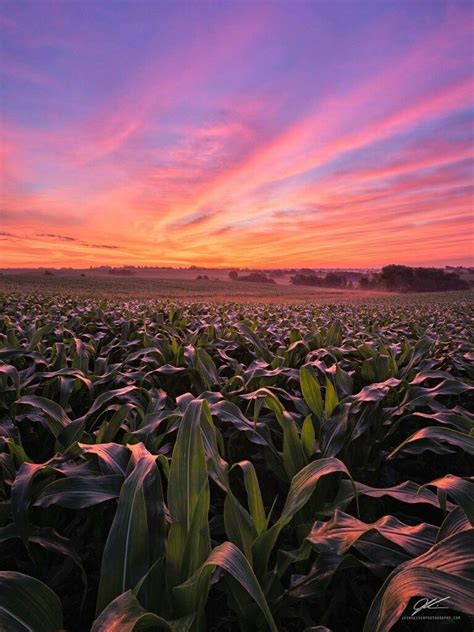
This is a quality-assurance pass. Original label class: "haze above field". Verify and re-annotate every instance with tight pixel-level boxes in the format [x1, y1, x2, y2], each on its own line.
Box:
[1, 0, 473, 269]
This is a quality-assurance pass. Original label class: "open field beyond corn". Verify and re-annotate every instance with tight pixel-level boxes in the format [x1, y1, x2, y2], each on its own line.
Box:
[0, 288, 473, 631]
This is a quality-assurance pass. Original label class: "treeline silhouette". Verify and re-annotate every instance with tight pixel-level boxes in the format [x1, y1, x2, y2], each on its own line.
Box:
[108, 268, 135, 276]
[236, 272, 276, 284]
[376, 265, 470, 292]
[291, 272, 352, 288]
[292, 265, 469, 292]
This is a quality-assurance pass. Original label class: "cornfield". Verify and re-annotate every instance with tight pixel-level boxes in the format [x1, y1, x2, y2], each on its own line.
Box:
[0, 292, 472, 631]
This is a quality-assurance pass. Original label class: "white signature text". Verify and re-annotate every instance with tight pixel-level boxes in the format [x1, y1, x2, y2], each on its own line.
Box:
[411, 596, 450, 616]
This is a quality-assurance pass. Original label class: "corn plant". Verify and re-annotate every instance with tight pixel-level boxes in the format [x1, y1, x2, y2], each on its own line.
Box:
[0, 291, 472, 631]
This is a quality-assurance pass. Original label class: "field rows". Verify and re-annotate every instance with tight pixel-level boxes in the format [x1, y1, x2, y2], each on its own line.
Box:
[0, 293, 473, 631]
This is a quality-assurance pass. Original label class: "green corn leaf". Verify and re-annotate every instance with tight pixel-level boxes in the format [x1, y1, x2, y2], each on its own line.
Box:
[325, 319, 342, 346]
[211, 400, 268, 445]
[364, 530, 474, 632]
[167, 403, 207, 531]
[0, 524, 88, 613]
[235, 323, 273, 363]
[174, 542, 278, 632]
[232, 461, 267, 536]
[5, 439, 31, 466]
[308, 510, 438, 558]
[224, 489, 257, 561]
[437, 507, 471, 543]
[0, 571, 63, 632]
[35, 474, 123, 509]
[300, 366, 323, 420]
[166, 400, 210, 589]
[96, 444, 164, 615]
[5, 327, 20, 348]
[14, 396, 70, 438]
[198, 399, 229, 492]
[11, 461, 62, 546]
[194, 348, 219, 389]
[252, 457, 355, 578]
[301, 415, 316, 460]
[180, 481, 212, 581]
[0, 364, 20, 398]
[75, 442, 129, 476]
[85, 386, 145, 421]
[264, 393, 285, 427]
[29, 322, 55, 349]
[388, 427, 474, 459]
[422, 475, 474, 525]
[91, 590, 194, 632]
[282, 411, 308, 480]
[324, 379, 339, 418]
[97, 403, 135, 443]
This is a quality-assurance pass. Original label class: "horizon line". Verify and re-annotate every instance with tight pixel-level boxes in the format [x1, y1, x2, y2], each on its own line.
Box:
[1, 263, 473, 272]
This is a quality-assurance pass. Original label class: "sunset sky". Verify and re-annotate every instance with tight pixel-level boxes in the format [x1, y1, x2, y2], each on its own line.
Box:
[1, 0, 473, 268]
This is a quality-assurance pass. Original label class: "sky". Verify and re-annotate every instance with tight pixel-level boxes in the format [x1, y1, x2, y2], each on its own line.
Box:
[1, 0, 473, 269]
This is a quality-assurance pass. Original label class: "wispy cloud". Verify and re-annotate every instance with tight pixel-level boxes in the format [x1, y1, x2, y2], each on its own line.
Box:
[168, 210, 217, 229]
[37, 233, 77, 241]
[85, 243, 119, 249]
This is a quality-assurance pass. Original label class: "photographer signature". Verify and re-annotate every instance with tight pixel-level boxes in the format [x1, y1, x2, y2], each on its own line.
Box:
[411, 596, 450, 616]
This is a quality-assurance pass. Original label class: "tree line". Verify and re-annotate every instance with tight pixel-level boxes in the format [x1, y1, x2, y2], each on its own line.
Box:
[291, 265, 470, 292]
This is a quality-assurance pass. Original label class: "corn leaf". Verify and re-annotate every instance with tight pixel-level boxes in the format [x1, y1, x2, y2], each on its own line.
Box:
[96, 445, 163, 614]
[0, 571, 63, 632]
[232, 461, 267, 535]
[174, 542, 278, 632]
[364, 530, 474, 632]
[166, 400, 210, 589]
[300, 366, 323, 420]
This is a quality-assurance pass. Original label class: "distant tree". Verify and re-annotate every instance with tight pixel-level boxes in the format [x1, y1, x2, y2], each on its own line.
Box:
[291, 272, 348, 288]
[238, 272, 276, 284]
[323, 272, 347, 288]
[80, 273, 85, 277]
[229, 270, 238, 280]
[379, 265, 469, 292]
[379, 265, 413, 291]
[44, 270, 55, 276]
[291, 274, 323, 286]
[108, 268, 135, 276]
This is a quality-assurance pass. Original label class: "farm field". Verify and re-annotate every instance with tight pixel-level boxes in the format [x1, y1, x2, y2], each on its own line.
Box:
[0, 289, 473, 631]
[0, 272, 389, 303]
